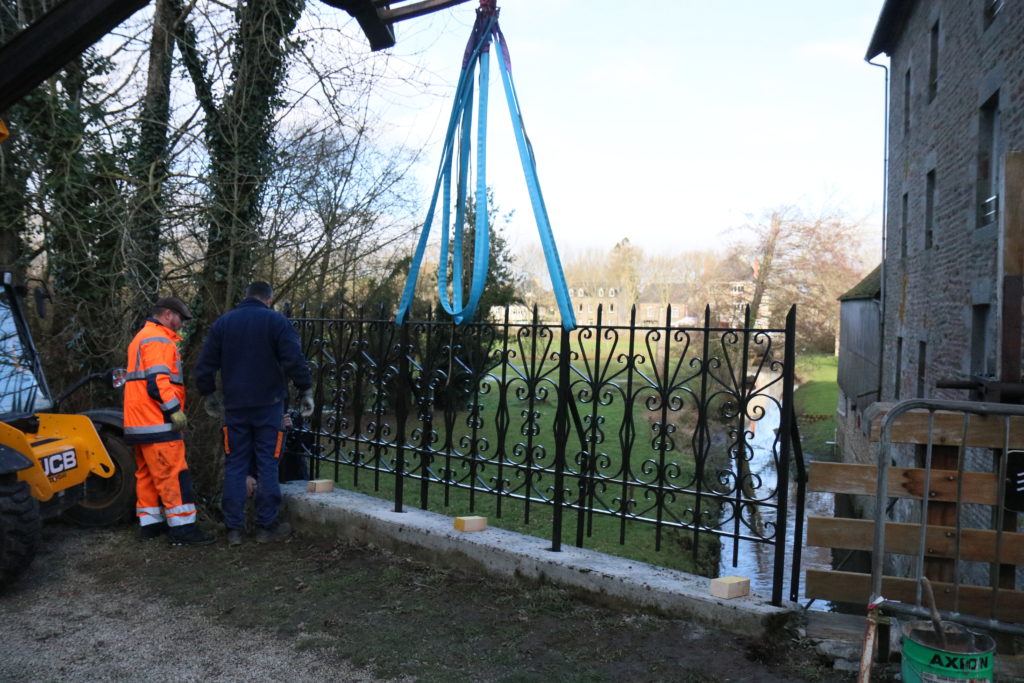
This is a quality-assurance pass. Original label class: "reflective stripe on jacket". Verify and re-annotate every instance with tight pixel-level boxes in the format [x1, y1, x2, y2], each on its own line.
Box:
[124, 319, 185, 444]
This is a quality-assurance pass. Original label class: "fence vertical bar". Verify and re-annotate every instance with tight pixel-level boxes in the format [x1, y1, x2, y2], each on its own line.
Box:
[394, 321, 410, 513]
[789, 413, 807, 603]
[576, 305, 600, 547]
[617, 304, 638, 545]
[693, 305, 712, 565]
[771, 305, 796, 606]
[551, 326, 571, 552]
[493, 306, 514, 518]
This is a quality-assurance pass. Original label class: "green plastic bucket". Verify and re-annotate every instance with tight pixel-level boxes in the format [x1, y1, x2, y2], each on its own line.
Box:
[901, 620, 996, 682]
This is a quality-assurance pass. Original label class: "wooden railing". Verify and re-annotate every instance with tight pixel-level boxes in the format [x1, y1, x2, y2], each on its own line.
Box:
[805, 400, 1024, 624]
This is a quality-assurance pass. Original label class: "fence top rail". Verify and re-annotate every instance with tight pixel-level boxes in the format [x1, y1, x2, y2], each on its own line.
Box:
[865, 399, 1024, 447]
[289, 314, 790, 335]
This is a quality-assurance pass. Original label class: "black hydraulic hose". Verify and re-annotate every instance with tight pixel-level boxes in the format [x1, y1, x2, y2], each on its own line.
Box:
[52, 369, 112, 411]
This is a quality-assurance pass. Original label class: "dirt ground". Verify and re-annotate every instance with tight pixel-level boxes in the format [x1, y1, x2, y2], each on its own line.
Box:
[0, 520, 851, 682]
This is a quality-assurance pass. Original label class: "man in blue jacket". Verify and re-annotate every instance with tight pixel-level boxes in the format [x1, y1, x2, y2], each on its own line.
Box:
[195, 281, 314, 546]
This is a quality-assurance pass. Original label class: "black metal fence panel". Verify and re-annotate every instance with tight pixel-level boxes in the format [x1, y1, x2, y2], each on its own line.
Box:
[288, 304, 801, 605]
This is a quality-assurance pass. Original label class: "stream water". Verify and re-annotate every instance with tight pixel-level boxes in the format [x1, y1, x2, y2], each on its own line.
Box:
[717, 399, 836, 610]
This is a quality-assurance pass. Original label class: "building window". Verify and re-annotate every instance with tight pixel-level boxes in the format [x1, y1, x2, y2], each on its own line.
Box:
[971, 304, 993, 376]
[609, 288, 617, 297]
[895, 336, 903, 400]
[578, 303, 583, 312]
[903, 68, 911, 138]
[901, 192, 909, 258]
[917, 341, 927, 397]
[598, 288, 605, 297]
[984, 0, 1004, 29]
[925, 170, 935, 249]
[978, 92, 1001, 228]
[609, 303, 615, 313]
[927, 21, 939, 103]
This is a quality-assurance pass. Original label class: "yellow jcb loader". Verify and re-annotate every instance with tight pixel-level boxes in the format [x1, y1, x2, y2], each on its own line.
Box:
[0, 272, 134, 589]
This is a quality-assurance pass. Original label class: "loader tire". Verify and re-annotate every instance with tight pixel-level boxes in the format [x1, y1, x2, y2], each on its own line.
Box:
[0, 473, 41, 590]
[63, 429, 135, 527]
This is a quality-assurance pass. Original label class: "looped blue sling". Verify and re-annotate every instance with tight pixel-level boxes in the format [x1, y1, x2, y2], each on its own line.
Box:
[395, 1, 576, 330]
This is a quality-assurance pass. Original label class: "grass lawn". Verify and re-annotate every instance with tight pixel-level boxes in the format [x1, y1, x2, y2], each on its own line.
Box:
[302, 344, 828, 578]
[794, 353, 838, 461]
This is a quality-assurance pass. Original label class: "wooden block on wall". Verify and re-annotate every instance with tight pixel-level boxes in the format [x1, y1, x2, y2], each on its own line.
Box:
[710, 575, 750, 599]
[307, 479, 334, 493]
[454, 516, 487, 532]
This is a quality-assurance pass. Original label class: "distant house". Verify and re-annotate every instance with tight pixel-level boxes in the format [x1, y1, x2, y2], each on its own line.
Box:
[705, 254, 770, 328]
[566, 285, 629, 327]
[636, 284, 689, 327]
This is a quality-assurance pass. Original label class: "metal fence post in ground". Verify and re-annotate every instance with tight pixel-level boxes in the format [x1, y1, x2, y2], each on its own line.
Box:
[551, 326, 571, 552]
[394, 321, 410, 513]
[771, 304, 797, 607]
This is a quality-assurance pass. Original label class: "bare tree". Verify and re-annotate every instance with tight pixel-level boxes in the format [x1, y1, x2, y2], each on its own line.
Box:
[171, 0, 306, 323]
[256, 124, 420, 309]
[737, 206, 865, 349]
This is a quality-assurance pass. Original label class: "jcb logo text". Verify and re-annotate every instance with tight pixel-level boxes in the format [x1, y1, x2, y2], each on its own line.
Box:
[43, 449, 77, 477]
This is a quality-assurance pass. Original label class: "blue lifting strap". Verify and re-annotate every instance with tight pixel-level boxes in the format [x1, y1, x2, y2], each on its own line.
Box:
[395, 3, 576, 330]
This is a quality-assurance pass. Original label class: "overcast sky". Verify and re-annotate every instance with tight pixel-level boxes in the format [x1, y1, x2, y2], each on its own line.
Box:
[350, 0, 889, 264]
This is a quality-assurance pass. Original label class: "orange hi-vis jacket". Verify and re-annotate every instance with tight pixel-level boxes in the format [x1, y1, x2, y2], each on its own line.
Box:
[124, 319, 185, 444]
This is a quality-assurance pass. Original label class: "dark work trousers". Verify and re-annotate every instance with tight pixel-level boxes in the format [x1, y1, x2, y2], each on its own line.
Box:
[222, 402, 284, 530]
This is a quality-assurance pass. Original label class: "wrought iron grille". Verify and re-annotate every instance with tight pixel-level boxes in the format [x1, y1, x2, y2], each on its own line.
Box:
[288, 303, 802, 605]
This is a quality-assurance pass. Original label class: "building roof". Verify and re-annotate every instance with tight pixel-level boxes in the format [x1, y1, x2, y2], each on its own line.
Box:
[715, 254, 755, 282]
[838, 264, 882, 302]
[865, 0, 916, 60]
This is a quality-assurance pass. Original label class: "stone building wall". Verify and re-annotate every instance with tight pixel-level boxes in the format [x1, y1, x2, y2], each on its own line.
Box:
[881, 0, 1024, 405]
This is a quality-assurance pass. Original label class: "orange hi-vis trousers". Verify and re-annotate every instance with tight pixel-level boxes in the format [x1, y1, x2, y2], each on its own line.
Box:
[134, 440, 197, 527]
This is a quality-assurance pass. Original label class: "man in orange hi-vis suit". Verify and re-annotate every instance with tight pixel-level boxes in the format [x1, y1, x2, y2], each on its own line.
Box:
[124, 296, 213, 546]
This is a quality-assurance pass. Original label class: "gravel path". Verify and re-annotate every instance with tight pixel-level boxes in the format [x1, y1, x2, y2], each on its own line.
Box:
[0, 523, 387, 682]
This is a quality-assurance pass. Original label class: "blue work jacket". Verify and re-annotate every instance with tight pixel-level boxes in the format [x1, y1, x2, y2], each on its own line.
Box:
[195, 298, 312, 410]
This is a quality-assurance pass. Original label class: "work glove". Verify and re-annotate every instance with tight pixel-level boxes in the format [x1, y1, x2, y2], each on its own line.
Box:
[204, 393, 225, 419]
[299, 388, 315, 418]
[170, 410, 187, 431]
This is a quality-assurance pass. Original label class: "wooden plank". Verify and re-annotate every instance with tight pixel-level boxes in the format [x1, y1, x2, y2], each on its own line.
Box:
[805, 570, 1024, 622]
[806, 516, 1024, 564]
[868, 405, 1024, 447]
[808, 461, 999, 504]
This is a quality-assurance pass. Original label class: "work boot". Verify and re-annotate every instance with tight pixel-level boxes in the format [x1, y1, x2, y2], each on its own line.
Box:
[226, 528, 244, 547]
[255, 520, 291, 544]
[138, 522, 168, 541]
[167, 523, 216, 547]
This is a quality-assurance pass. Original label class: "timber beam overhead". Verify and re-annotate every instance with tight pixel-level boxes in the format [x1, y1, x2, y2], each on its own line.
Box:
[322, 0, 472, 51]
[0, 0, 473, 114]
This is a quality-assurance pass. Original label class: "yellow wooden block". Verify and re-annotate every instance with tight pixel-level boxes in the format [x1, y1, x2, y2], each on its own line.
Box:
[454, 516, 487, 532]
[307, 479, 334, 493]
[710, 575, 750, 599]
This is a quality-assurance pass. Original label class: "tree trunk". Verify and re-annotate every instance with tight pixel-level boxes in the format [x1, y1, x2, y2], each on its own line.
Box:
[749, 211, 782, 324]
[126, 0, 176, 315]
